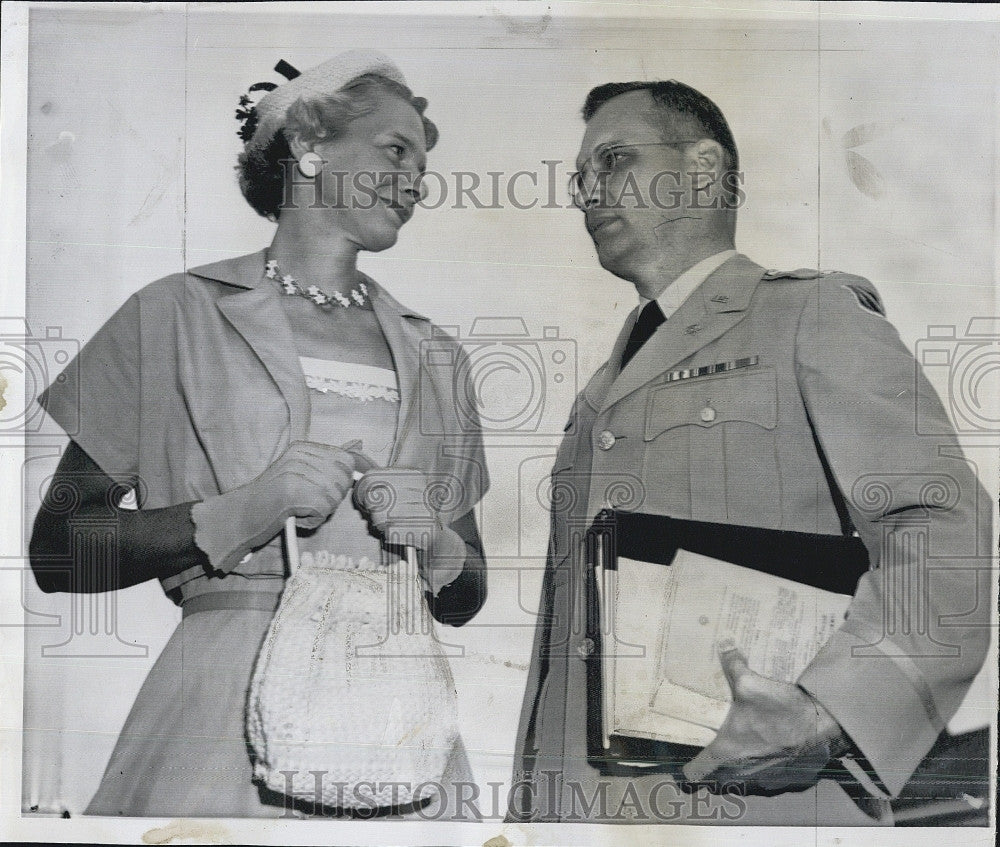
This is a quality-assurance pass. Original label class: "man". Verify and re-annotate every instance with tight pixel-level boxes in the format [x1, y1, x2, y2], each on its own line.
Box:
[509, 81, 991, 825]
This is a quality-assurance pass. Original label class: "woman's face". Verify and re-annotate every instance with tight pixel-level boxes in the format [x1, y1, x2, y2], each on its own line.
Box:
[308, 92, 428, 252]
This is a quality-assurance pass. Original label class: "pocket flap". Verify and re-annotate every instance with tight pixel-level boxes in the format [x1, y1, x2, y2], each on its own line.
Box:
[644, 368, 777, 440]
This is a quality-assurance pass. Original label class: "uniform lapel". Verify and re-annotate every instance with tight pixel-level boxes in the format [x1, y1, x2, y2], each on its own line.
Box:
[190, 250, 309, 442]
[600, 254, 765, 412]
[581, 309, 639, 416]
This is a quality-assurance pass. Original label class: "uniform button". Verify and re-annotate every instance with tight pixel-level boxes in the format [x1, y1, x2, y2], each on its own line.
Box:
[700, 406, 717, 423]
[597, 430, 616, 450]
[576, 638, 596, 658]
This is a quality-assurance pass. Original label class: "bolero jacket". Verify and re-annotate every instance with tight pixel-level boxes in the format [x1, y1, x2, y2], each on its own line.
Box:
[40, 250, 489, 602]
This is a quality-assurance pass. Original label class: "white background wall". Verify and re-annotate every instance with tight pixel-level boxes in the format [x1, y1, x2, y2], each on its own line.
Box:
[7, 0, 997, 825]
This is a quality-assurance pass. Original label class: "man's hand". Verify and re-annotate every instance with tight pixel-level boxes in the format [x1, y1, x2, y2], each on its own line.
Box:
[682, 640, 849, 795]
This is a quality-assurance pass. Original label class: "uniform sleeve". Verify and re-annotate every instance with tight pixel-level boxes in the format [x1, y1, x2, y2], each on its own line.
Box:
[793, 275, 991, 796]
[38, 294, 142, 480]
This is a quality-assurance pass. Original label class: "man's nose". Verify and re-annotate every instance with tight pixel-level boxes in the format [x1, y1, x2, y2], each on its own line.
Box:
[579, 169, 605, 210]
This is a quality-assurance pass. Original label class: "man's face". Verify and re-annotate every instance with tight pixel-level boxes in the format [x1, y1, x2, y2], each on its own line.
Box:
[575, 90, 703, 282]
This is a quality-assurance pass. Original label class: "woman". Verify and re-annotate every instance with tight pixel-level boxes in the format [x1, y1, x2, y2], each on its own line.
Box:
[30, 50, 488, 818]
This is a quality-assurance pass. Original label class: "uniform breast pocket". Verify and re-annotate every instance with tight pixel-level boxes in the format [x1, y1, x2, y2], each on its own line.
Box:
[642, 367, 781, 525]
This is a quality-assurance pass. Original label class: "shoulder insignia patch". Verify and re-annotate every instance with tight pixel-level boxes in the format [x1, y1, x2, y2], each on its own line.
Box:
[761, 268, 830, 281]
[842, 283, 886, 317]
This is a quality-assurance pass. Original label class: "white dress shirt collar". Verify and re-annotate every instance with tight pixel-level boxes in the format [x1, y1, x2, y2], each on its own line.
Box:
[640, 249, 738, 319]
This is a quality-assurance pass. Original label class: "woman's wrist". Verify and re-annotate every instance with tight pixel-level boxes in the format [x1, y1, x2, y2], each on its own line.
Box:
[429, 525, 467, 561]
[422, 525, 467, 594]
[190, 492, 254, 573]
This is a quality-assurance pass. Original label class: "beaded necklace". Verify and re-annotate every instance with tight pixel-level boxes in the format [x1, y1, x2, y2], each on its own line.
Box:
[265, 259, 369, 309]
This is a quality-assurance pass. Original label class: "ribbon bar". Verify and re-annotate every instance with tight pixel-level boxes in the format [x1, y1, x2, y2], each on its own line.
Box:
[663, 355, 759, 383]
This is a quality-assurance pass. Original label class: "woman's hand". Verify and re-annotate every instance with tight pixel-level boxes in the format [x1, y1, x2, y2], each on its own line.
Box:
[353, 467, 461, 545]
[192, 440, 365, 572]
[353, 468, 469, 591]
[250, 440, 363, 530]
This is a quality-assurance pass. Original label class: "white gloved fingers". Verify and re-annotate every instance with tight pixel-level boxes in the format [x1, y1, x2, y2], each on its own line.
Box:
[277, 449, 355, 480]
[292, 508, 328, 531]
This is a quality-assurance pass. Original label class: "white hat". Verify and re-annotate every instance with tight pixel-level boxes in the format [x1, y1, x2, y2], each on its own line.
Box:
[242, 49, 408, 150]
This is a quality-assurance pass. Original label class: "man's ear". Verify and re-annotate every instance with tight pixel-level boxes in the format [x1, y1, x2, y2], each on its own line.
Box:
[287, 134, 311, 162]
[686, 138, 726, 198]
[690, 138, 725, 178]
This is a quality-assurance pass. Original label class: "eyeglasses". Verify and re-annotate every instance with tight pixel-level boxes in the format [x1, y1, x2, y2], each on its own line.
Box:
[567, 140, 700, 210]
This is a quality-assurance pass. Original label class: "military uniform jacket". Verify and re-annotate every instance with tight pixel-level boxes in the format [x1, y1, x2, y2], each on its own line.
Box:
[511, 253, 990, 823]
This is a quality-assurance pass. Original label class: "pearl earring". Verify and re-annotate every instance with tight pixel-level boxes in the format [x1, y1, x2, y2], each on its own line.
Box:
[297, 151, 323, 179]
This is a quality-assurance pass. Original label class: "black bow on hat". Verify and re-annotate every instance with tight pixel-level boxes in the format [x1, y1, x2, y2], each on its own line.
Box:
[235, 60, 301, 142]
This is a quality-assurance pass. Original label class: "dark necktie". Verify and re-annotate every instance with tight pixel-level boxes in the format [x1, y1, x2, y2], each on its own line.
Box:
[620, 300, 666, 370]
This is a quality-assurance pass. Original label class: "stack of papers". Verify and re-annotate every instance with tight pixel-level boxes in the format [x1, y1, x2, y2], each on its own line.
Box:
[599, 550, 853, 748]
